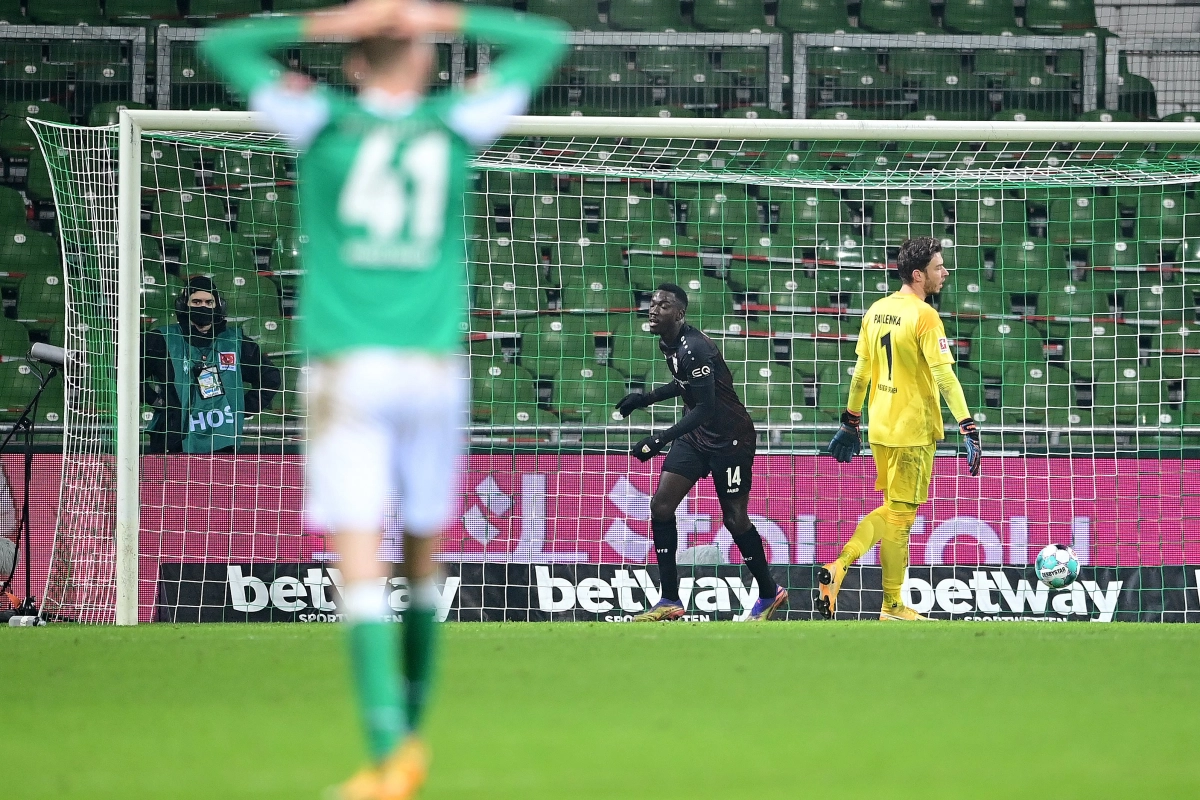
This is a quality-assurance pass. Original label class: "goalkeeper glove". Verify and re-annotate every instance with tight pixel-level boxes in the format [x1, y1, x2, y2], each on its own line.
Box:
[827, 411, 862, 463]
[632, 435, 666, 462]
[615, 391, 649, 419]
[960, 418, 981, 476]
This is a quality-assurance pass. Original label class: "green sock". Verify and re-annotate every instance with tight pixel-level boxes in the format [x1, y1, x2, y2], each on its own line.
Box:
[347, 621, 405, 762]
[403, 581, 440, 731]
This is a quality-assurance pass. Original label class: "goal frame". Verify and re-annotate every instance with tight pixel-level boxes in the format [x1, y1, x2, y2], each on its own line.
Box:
[110, 109, 1200, 624]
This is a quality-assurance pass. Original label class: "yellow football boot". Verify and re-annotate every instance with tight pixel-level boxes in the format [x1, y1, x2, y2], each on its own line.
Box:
[815, 561, 846, 619]
[329, 737, 429, 800]
[377, 737, 430, 800]
[879, 602, 930, 622]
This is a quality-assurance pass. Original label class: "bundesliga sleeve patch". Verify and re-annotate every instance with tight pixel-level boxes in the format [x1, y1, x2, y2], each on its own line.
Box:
[218, 351, 237, 371]
[938, 337, 951, 354]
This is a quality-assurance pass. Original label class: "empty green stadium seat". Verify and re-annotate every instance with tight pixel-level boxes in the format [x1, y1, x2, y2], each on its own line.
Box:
[519, 315, 596, 371]
[1137, 192, 1189, 242]
[1047, 195, 1119, 246]
[86, 101, 150, 127]
[952, 191, 1027, 247]
[608, 315, 660, 378]
[17, 272, 64, 327]
[525, 0, 601, 27]
[1042, 280, 1105, 336]
[470, 358, 537, 422]
[180, 233, 258, 274]
[219, 273, 282, 321]
[607, 0, 690, 30]
[0, 360, 63, 423]
[776, 188, 847, 245]
[873, 193, 940, 245]
[153, 190, 230, 240]
[0, 317, 29, 358]
[692, 0, 767, 30]
[1065, 321, 1139, 378]
[560, 272, 631, 312]
[243, 317, 298, 360]
[237, 186, 298, 241]
[1127, 283, 1188, 321]
[689, 188, 755, 247]
[554, 362, 627, 423]
[27, 0, 105, 25]
[0, 101, 71, 159]
[0, 229, 58, 288]
[858, 0, 937, 32]
[775, 0, 850, 31]
[1092, 361, 1156, 425]
[943, 0, 1018, 32]
[1014, 365, 1075, 424]
[141, 270, 182, 328]
[490, 404, 558, 431]
[0, 186, 27, 231]
[973, 319, 1044, 378]
[1024, 0, 1097, 30]
[106, 0, 181, 21]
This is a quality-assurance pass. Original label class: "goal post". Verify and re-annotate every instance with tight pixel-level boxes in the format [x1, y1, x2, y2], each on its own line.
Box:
[32, 109, 1200, 624]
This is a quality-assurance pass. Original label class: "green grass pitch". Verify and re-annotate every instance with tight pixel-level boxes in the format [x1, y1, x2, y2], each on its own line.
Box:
[7, 622, 1199, 799]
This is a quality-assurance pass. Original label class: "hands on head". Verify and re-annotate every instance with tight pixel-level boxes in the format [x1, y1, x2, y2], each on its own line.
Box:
[307, 0, 464, 40]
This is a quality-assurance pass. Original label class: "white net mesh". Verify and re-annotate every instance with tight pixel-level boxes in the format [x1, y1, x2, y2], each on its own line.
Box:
[32, 116, 1200, 622]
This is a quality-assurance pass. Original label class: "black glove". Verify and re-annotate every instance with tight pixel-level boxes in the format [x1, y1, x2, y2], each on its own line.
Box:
[632, 435, 666, 462]
[827, 411, 862, 464]
[960, 418, 981, 476]
[615, 392, 649, 419]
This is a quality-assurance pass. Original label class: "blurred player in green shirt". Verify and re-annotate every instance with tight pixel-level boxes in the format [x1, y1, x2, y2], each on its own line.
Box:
[203, 2, 565, 797]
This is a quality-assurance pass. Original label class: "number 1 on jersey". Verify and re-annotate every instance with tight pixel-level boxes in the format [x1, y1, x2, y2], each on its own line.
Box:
[880, 331, 894, 382]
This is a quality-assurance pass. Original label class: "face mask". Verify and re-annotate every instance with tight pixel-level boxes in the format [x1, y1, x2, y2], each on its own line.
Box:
[186, 307, 216, 327]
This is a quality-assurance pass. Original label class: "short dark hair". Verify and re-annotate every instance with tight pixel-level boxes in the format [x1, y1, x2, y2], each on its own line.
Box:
[656, 282, 689, 308]
[896, 236, 943, 285]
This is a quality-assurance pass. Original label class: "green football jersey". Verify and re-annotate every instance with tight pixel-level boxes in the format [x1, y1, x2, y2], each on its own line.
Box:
[202, 9, 567, 358]
[295, 96, 472, 355]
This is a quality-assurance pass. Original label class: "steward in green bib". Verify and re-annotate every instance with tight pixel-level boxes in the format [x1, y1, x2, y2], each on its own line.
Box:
[141, 276, 282, 453]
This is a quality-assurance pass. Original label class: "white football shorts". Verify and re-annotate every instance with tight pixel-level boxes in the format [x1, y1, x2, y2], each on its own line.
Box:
[305, 349, 466, 536]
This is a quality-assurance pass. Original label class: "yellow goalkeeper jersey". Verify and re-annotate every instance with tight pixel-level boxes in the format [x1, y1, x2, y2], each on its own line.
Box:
[854, 291, 955, 447]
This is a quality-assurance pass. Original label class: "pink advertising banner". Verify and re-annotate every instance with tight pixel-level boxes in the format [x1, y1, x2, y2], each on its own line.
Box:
[133, 454, 1200, 572]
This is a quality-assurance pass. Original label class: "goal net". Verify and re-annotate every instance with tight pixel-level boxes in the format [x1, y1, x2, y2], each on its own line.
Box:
[32, 112, 1200, 624]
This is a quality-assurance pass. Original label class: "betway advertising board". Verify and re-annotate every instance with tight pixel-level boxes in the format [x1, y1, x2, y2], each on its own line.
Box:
[156, 562, 1200, 623]
[142, 454, 1200, 622]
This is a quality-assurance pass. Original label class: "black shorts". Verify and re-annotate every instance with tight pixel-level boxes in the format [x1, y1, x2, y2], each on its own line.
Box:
[662, 438, 754, 498]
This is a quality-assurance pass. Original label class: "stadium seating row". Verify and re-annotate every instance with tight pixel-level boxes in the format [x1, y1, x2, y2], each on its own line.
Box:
[0, 0, 1103, 34]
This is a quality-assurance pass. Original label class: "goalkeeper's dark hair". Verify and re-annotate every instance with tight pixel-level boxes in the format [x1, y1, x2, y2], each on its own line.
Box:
[896, 236, 943, 285]
[657, 282, 689, 309]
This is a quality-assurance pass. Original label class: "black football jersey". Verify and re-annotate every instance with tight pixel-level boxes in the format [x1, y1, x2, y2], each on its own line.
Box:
[659, 323, 756, 452]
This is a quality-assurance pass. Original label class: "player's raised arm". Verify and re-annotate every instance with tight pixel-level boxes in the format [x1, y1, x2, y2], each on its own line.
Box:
[632, 350, 717, 462]
[918, 308, 982, 476]
[828, 322, 871, 463]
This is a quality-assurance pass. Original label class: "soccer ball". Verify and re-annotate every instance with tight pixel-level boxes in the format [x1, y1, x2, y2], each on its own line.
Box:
[1033, 544, 1080, 589]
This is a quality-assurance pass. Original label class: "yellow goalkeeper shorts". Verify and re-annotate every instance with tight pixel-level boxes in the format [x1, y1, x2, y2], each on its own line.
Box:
[870, 443, 936, 505]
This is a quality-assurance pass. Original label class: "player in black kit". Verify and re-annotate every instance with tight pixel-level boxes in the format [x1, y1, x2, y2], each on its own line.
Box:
[615, 283, 789, 621]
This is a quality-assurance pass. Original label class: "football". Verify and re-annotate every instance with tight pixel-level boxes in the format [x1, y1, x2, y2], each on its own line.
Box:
[1034, 543, 1081, 589]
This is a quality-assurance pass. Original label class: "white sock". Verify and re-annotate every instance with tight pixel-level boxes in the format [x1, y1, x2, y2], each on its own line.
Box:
[341, 580, 388, 623]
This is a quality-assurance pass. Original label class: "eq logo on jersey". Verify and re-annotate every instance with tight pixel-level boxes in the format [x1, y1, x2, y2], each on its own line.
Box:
[218, 351, 237, 370]
[691, 365, 711, 378]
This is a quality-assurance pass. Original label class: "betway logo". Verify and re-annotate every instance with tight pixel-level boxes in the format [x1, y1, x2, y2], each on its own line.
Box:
[534, 565, 761, 621]
[903, 571, 1123, 622]
[227, 566, 460, 622]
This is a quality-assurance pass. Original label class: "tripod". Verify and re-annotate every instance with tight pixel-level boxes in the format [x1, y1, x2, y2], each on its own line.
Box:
[0, 358, 59, 625]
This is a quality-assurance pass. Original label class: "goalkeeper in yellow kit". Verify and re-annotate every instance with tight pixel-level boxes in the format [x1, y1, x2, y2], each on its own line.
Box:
[822, 236, 981, 621]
